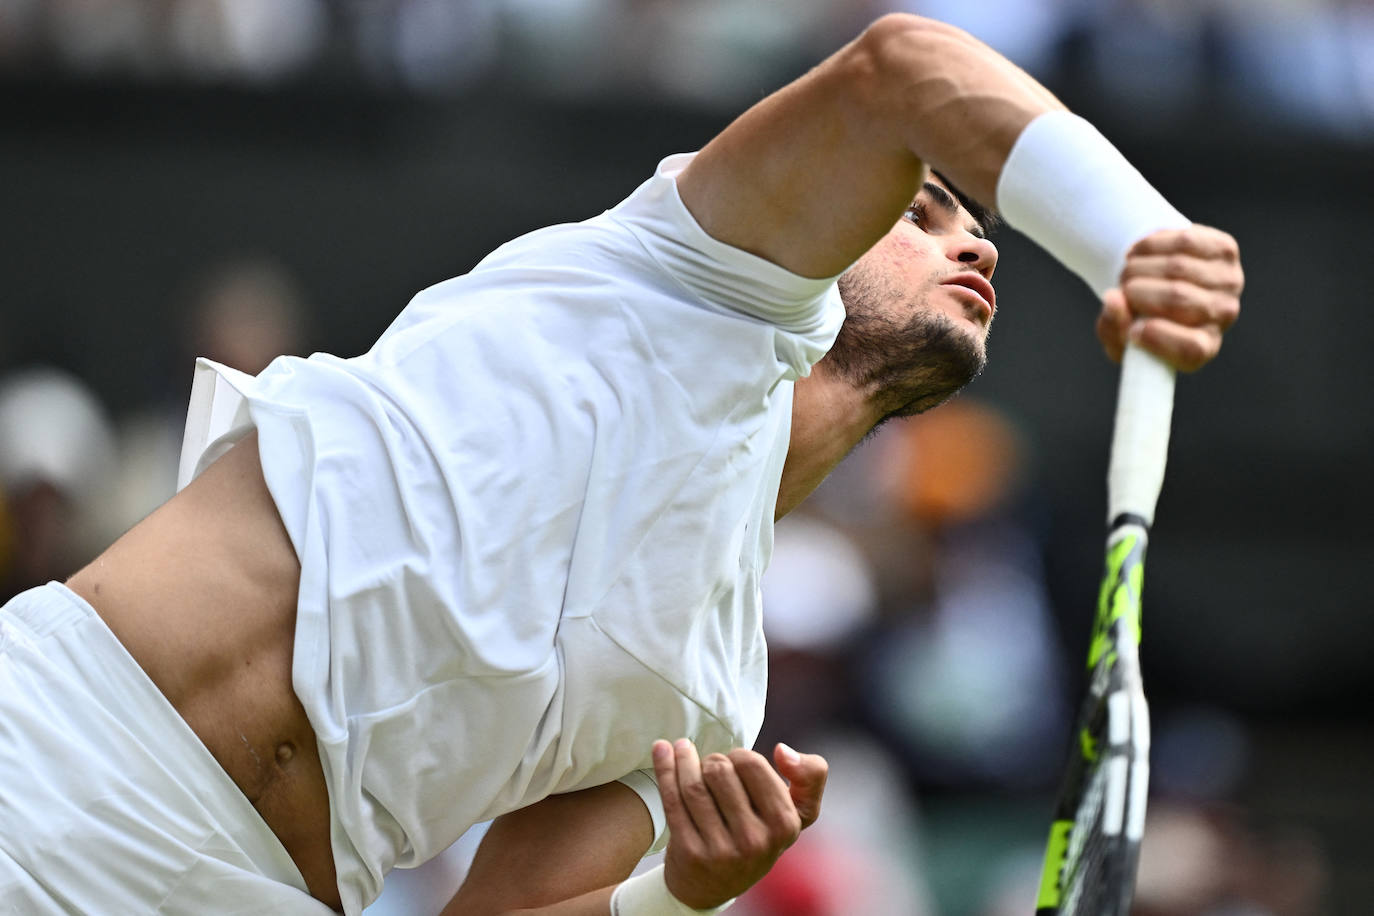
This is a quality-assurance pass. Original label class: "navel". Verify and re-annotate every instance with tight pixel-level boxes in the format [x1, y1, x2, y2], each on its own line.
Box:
[275, 741, 296, 766]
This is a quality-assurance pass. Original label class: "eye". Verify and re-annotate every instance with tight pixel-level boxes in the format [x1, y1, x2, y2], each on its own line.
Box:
[903, 202, 928, 227]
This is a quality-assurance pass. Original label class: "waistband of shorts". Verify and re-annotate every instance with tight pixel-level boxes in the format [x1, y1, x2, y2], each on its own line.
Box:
[2, 581, 315, 897]
[2, 580, 94, 637]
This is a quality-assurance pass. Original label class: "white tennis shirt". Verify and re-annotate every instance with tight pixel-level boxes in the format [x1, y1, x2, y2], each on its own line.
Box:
[178, 153, 845, 913]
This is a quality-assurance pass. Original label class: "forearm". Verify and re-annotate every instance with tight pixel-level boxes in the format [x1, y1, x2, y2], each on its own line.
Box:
[441, 782, 652, 916]
[679, 13, 1063, 278]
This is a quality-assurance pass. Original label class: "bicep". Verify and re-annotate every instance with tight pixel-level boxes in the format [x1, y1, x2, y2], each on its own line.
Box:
[676, 13, 1060, 278]
[442, 781, 654, 915]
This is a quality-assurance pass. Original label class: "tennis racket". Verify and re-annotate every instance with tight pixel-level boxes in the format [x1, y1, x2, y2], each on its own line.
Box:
[1035, 343, 1175, 915]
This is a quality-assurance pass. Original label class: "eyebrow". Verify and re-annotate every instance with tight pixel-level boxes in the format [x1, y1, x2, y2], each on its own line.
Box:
[921, 181, 987, 239]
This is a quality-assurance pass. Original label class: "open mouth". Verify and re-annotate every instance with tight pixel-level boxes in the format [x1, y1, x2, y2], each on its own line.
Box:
[942, 273, 996, 320]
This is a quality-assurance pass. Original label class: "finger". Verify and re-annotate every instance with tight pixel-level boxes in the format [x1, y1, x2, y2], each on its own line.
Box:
[1127, 225, 1240, 263]
[1121, 276, 1240, 331]
[701, 754, 771, 856]
[773, 743, 828, 831]
[730, 752, 796, 818]
[1130, 319, 1222, 373]
[729, 749, 802, 843]
[1097, 288, 1130, 364]
[653, 739, 698, 842]
[673, 739, 731, 848]
[1119, 253, 1244, 295]
[700, 754, 751, 823]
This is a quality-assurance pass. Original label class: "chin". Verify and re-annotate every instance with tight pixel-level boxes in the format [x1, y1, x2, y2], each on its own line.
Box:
[825, 288, 988, 411]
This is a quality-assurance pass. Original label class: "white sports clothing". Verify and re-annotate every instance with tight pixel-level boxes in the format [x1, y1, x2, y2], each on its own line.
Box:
[178, 153, 846, 913]
[0, 582, 332, 915]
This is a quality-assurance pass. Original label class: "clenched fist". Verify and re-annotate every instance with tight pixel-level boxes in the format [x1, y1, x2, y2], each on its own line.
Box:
[1097, 225, 1243, 372]
[653, 739, 828, 910]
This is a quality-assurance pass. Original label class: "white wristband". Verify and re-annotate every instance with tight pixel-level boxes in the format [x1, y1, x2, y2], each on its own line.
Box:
[610, 865, 734, 915]
[996, 111, 1191, 297]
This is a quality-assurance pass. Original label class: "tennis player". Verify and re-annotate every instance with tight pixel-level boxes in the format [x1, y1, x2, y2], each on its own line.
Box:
[0, 13, 1240, 915]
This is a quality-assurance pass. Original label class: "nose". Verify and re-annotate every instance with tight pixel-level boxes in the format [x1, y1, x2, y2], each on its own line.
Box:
[950, 234, 998, 278]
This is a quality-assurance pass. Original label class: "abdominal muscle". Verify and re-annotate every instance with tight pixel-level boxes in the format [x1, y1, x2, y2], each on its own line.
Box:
[67, 432, 341, 911]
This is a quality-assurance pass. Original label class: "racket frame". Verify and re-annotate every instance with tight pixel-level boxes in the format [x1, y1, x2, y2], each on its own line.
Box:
[1035, 344, 1173, 915]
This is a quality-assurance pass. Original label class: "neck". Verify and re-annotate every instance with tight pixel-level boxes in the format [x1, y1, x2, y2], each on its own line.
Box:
[776, 363, 885, 520]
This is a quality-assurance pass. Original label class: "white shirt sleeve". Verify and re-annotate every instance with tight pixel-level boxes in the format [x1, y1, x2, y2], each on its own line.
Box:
[606, 153, 844, 341]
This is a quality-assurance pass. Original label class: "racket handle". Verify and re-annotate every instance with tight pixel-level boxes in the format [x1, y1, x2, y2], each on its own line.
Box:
[1107, 344, 1176, 527]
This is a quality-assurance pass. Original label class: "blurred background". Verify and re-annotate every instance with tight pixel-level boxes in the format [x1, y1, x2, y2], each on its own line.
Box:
[1, 1, 1369, 914]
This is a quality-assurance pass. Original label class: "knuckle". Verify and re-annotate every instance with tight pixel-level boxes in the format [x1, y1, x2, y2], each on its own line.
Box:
[701, 758, 731, 786]
[1118, 259, 1145, 284]
[704, 845, 735, 870]
[1218, 230, 1240, 259]
[1217, 296, 1241, 329]
[1128, 232, 1159, 257]
[737, 828, 770, 860]
[683, 780, 712, 803]
[1129, 235, 1156, 257]
[1179, 332, 1215, 372]
[1166, 279, 1196, 310]
[728, 748, 765, 770]
[766, 804, 803, 837]
[1103, 289, 1129, 316]
[779, 811, 803, 844]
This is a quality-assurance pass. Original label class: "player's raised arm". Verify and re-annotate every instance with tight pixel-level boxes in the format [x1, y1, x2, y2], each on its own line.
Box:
[677, 13, 1062, 280]
[679, 13, 1240, 373]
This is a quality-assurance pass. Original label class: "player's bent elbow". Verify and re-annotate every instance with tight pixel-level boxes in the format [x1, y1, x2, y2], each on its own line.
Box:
[841, 13, 1060, 197]
[841, 14, 993, 124]
[861, 11, 972, 49]
[854, 13, 984, 76]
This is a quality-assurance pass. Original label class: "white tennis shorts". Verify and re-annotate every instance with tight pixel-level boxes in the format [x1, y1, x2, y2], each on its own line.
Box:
[0, 582, 333, 915]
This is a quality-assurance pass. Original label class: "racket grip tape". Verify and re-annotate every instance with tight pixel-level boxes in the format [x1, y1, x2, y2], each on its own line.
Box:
[1107, 345, 1175, 526]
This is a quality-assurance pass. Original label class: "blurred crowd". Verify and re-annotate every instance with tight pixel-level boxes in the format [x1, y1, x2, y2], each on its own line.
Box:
[2, 0, 1374, 135]
[0, 255, 306, 607]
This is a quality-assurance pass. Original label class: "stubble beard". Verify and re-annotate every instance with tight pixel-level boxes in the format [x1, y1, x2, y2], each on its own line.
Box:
[827, 269, 989, 421]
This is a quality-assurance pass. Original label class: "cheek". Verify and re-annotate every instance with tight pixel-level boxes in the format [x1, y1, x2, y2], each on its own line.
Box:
[869, 232, 940, 282]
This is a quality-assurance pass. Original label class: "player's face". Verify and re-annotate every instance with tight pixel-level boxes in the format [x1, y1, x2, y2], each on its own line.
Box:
[829, 178, 999, 418]
[864, 177, 999, 339]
